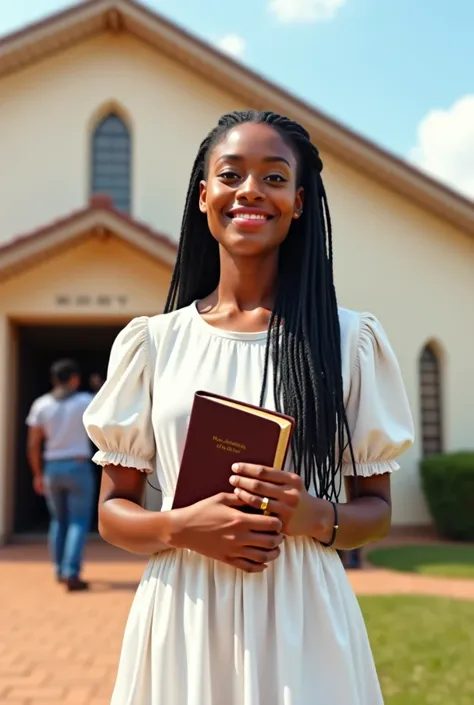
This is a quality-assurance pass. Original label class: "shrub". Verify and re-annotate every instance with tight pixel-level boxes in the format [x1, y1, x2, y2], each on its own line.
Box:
[420, 452, 474, 541]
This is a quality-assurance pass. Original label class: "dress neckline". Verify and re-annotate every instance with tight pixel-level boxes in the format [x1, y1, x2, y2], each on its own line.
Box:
[189, 301, 269, 341]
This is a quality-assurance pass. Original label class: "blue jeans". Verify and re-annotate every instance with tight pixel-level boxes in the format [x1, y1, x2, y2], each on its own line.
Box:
[43, 459, 95, 580]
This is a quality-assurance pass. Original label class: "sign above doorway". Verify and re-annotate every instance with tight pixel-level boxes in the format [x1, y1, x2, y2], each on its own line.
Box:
[54, 294, 129, 307]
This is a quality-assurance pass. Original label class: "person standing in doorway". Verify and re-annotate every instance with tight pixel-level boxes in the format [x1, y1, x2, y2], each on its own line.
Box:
[26, 359, 103, 592]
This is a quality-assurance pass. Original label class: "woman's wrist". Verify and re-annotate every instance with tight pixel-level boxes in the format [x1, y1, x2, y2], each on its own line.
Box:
[308, 496, 335, 544]
[162, 507, 189, 549]
[98, 499, 175, 555]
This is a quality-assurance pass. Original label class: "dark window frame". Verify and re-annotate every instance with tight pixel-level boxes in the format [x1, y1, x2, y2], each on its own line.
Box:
[419, 344, 443, 456]
[90, 112, 132, 213]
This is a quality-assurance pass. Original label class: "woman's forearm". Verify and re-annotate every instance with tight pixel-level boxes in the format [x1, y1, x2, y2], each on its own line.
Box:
[310, 496, 391, 550]
[99, 498, 175, 556]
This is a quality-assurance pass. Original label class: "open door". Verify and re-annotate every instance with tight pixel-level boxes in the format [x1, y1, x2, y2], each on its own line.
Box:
[14, 323, 124, 535]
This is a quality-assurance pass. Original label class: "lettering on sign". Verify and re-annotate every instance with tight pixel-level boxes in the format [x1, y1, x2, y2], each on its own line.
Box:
[55, 295, 129, 307]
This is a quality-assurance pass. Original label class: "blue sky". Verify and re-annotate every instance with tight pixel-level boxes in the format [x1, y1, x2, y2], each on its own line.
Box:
[1, 0, 473, 197]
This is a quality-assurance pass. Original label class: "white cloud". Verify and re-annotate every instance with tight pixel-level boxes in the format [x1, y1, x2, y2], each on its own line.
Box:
[268, 0, 346, 23]
[409, 95, 474, 199]
[216, 34, 246, 59]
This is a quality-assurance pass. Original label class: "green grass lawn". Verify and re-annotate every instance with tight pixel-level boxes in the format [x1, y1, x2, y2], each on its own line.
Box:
[360, 595, 474, 704]
[366, 544, 474, 579]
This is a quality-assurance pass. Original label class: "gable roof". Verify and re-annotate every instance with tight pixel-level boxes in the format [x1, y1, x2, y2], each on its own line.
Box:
[0, 194, 177, 282]
[0, 0, 473, 236]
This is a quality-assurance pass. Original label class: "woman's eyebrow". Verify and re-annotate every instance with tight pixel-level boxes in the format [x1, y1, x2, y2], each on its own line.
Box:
[215, 154, 291, 167]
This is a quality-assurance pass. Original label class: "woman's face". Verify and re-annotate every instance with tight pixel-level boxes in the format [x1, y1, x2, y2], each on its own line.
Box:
[199, 122, 304, 257]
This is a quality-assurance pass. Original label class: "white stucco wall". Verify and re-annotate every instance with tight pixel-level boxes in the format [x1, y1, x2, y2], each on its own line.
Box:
[323, 157, 474, 523]
[0, 33, 244, 243]
[0, 28, 473, 530]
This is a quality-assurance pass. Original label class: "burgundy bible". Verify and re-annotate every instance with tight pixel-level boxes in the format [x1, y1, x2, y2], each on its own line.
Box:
[171, 391, 295, 510]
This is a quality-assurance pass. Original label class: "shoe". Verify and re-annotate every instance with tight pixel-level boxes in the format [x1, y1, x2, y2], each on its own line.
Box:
[65, 577, 89, 592]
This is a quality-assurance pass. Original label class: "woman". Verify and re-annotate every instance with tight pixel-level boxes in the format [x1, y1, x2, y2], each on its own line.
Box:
[84, 110, 414, 704]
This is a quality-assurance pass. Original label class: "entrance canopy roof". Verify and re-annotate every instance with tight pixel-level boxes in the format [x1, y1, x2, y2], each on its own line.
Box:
[0, 194, 177, 282]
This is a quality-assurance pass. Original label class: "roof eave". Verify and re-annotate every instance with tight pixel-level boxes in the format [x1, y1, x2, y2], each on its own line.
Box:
[0, 203, 177, 283]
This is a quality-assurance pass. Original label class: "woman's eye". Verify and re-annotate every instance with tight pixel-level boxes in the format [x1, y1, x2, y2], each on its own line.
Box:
[217, 171, 287, 183]
[266, 174, 287, 183]
[218, 171, 239, 180]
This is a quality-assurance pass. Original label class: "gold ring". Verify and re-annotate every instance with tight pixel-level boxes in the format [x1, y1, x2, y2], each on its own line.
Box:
[260, 496, 269, 512]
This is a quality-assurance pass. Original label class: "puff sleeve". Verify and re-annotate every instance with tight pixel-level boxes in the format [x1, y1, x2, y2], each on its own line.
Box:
[83, 316, 156, 473]
[342, 313, 414, 477]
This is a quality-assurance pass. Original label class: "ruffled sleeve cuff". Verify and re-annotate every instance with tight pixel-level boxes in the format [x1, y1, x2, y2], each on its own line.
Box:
[92, 450, 154, 474]
[342, 459, 400, 477]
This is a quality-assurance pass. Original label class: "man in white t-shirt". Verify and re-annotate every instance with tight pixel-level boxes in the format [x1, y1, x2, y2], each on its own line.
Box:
[26, 359, 103, 592]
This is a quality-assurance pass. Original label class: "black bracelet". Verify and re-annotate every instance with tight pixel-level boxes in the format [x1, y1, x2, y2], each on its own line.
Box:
[320, 501, 339, 548]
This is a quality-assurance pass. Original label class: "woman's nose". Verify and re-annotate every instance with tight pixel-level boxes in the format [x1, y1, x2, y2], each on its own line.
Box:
[236, 174, 265, 202]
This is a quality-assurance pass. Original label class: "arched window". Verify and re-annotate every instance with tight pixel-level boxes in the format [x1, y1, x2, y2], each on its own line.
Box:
[91, 112, 131, 212]
[419, 344, 443, 455]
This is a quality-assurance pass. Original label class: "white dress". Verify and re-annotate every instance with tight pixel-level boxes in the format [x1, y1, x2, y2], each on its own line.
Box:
[83, 302, 414, 705]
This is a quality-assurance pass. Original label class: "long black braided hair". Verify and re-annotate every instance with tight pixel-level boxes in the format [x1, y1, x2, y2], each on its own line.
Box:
[165, 110, 355, 502]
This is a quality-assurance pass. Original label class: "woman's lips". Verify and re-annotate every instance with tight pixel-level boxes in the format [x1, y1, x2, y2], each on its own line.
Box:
[226, 207, 275, 228]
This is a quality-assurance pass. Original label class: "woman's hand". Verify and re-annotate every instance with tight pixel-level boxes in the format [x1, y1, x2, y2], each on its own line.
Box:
[229, 463, 324, 537]
[168, 492, 284, 573]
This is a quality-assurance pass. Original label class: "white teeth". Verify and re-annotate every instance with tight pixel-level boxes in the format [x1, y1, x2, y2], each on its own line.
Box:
[233, 214, 267, 220]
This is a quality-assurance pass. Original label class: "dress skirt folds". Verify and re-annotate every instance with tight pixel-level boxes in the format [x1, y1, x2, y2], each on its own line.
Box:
[83, 302, 414, 705]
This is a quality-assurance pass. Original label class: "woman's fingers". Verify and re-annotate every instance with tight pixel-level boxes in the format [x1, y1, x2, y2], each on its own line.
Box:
[238, 546, 281, 564]
[229, 559, 267, 573]
[232, 463, 288, 484]
[230, 475, 284, 499]
[243, 531, 283, 550]
[234, 489, 287, 516]
[239, 511, 282, 532]
[225, 537, 282, 572]
[230, 475, 300, 515]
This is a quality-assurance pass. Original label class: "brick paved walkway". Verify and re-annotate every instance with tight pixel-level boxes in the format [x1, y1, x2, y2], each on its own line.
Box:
[0, 543, 144, 705]
[1, 541, 473, 705]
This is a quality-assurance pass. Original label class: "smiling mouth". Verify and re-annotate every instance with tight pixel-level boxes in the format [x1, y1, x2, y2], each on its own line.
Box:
[226, 210, 274, 223]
